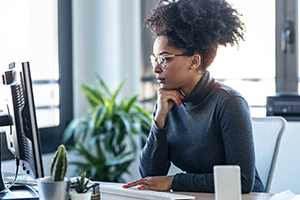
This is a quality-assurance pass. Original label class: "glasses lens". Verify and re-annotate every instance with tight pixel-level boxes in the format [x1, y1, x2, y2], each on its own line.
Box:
[150, 55, 166, 69]
[150, 55, 157, 68]
[157, 56, 165, 68]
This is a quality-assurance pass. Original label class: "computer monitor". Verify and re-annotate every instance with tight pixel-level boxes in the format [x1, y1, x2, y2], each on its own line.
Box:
[0, 62, 44, 198]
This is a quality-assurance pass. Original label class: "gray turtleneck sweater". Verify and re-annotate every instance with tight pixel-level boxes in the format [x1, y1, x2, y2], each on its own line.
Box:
[139, 71, 264, 193]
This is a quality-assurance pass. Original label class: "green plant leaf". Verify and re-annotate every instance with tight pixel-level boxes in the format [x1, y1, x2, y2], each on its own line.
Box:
[131, 112, 151, 130]
[116, 111, 132, 135]
[106, 98, 115, 118]
[75, 144, 98, 165]
[73, 125, 88, 142]
[104, 132, 114, 153]
[92, 105, 108, 129]
[134, 105, 151, 121]
[106, 151, 132, 166]
[104, 120, 113, 132]
[83, 179, 90, 193]
[63, 116, 90, 143]
[116, 131, 126, 146]
[91, 137, 106, 164]
[96, 74, 112, 97]
[79, 82, 104, 106]
[119, 98, 126, 111]
[116, 144, 126, 155]
[111, 76, 128, 101]
[124, 94, 138, 113]
[86, 117, 96, 137]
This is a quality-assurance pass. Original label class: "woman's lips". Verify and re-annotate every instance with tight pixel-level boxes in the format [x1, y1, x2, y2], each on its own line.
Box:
[157, 78, 165, 83]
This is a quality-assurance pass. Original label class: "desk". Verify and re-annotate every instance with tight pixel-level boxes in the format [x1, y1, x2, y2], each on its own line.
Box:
[100, 182, 275, 200]
[101, 192, 274, 200]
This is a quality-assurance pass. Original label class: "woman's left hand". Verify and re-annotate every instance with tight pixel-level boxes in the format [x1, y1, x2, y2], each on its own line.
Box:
[123, 175, 174, 191]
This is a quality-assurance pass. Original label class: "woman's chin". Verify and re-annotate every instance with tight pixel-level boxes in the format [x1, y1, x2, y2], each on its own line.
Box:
[160, 84, 177, 90]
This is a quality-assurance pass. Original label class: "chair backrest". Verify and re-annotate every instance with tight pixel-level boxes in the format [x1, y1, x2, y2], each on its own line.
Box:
[252, 116, 287, 192]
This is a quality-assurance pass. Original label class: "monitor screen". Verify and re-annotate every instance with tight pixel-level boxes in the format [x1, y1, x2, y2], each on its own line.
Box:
[0, 62, 44, 191]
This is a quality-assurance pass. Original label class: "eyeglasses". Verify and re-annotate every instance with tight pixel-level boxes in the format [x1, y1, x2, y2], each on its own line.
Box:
[150, 54, 187, 69]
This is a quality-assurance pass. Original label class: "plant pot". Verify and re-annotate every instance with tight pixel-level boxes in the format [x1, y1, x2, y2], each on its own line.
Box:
[71, 191, 91, 200]
[37, 177, 71, 200]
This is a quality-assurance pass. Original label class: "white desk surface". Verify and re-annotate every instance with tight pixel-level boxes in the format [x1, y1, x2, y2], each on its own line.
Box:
[99, 182, 275, 200]
[101, 192, 274, 200]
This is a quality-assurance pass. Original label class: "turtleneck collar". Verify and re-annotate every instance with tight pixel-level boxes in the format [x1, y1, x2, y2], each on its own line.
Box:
[181, 71, 215, 106]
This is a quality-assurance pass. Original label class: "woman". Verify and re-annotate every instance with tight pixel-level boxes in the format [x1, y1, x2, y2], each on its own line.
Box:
[124, 0, 264, 193]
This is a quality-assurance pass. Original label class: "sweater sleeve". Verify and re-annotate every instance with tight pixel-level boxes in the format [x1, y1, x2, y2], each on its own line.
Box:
[172, 96, 255, 193]
[139, 107, 171, 177]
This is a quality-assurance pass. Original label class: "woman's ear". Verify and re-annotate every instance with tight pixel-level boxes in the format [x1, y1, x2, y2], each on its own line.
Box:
[190, 54, 201, 68]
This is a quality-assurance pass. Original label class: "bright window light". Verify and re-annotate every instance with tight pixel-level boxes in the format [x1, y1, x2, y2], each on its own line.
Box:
[209, 0, 276, 117]
[0, 0, 60, 128]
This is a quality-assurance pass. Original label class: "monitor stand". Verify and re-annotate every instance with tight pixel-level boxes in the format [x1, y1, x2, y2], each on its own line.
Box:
[0, 130, 39, 199]
[0, 185, 39, 200]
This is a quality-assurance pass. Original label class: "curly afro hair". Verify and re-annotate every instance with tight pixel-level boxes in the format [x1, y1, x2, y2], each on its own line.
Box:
[144, 0, 245, 71]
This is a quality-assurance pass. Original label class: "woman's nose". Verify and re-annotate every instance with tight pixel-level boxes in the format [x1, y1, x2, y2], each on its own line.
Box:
[153, 63, 162, 73]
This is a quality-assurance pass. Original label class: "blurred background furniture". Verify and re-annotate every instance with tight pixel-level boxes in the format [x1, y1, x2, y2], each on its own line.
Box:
[252, 117, 287, 192]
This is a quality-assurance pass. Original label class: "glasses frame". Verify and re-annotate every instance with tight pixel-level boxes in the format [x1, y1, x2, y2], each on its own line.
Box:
[150, 54, 187, 69]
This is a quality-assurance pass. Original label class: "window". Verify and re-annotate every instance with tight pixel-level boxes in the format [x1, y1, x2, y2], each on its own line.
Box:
[0, 0, 60, 128]
[0, 0, 73, 159]
[209, 0, 276, 117]
[276, 0, 298, 93]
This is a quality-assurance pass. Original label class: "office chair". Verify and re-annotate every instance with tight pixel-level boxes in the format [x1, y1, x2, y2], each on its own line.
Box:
[252, 116, 287, 193]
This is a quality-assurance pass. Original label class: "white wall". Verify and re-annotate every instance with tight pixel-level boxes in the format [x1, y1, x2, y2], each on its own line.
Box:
[72, 0, 141, 117]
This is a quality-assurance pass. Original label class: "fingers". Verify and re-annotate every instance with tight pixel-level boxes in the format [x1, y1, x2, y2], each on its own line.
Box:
[157, 88, 184, 105]
[122, 183, 147, 190]
[155, 88, 185, 128]
[123, 179, 141, 188]
[122, 179, 149, 189]
[122, 176, 173, 191]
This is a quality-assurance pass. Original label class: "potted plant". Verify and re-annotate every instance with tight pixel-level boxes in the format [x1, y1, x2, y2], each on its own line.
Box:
[70, 172, 97, 200]
[37, 144, 70, 200]
[63, 75, 151, 182]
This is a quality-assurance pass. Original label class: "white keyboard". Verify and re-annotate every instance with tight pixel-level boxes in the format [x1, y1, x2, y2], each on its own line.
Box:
[100, 183, 195, 200]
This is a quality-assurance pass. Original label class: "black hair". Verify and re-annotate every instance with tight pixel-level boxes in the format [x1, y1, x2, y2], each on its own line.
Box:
[144, 0, 245, 71]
